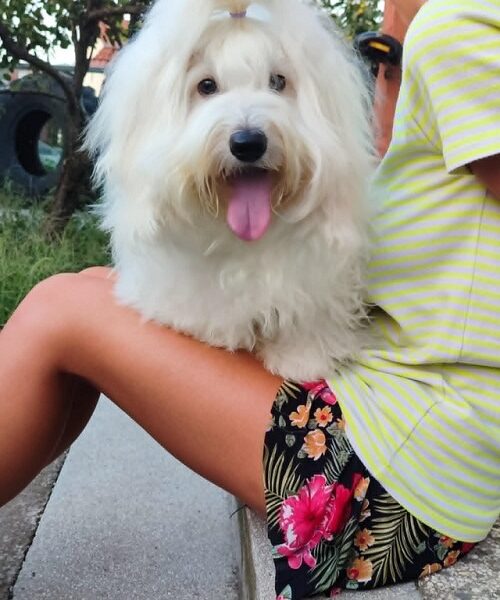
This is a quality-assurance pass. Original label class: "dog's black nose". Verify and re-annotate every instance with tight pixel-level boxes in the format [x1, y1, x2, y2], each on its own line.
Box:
[230, 129, 268, 163]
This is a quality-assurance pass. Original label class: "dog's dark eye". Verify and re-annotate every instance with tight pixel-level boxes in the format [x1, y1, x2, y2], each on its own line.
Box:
[269, 73, 286, 93]
[197, 78, 218, 96]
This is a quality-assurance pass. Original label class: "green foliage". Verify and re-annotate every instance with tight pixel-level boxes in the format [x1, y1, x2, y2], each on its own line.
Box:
[0, 0, 382, 78]
[319, 0, 383, 38]
[0, 1, 73, 71]
[0, 0, 383, 72]
[0, 1, 146, 74]
[0, 189, 110, 325]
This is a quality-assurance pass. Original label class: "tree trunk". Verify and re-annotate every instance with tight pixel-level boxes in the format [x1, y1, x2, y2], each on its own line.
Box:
[42, 146, 92, 240]
[41, 96, 92, 239]
[42, 25, 96, 241]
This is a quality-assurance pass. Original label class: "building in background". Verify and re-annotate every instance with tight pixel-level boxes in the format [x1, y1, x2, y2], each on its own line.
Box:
[5, 18, 128, 96]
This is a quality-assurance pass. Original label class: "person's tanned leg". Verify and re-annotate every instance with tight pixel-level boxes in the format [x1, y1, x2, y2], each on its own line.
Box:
[41, 267, 118, 464]
[0, 271, 281, 513]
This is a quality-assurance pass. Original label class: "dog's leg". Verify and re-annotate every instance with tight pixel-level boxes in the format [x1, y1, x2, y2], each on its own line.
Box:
[257, 331, 336, 382]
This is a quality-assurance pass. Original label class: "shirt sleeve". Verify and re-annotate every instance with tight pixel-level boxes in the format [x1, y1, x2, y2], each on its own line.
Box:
[404, 1, 500, 174]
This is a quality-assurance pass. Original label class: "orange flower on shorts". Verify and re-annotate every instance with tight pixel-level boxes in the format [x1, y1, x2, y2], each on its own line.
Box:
[443, 550, 460, 567]
[354, 528, 375, 551]
[346, 557, 373, 583]
[314, 406, 333, 427]
[290, 404, 310, 428]
[266, 413, 275, 432]
[336, 416, 346, 430]
[359, 498, 371, 522]
[420, 563, 442, 578]
[439, 535, 456, 548]
[353, 477, 370, 501]
[303, 429, 327, 460]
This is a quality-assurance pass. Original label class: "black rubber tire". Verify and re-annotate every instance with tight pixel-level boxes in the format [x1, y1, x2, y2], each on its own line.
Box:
[0, 91, 69, 197]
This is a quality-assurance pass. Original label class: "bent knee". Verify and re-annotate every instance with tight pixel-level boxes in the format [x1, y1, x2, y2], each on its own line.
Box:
[30, 273, 79, 303]
[10, 273, 77, 322]
[78, 266, 116, 281]
[4, 273, 80, 352]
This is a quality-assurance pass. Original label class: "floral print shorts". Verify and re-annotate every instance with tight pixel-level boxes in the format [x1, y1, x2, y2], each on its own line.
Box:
[264, 380, 476, 600]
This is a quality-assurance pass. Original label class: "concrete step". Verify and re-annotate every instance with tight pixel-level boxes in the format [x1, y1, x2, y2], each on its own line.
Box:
[12, 397, 240, 599]
[0, 456, 65, 598]
[239, 507, 500, 600]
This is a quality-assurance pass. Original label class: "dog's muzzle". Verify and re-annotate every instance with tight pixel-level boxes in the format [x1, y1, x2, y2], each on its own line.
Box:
[230, 129, 268, 163]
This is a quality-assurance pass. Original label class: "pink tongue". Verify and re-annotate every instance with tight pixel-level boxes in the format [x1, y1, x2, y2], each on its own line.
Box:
[227, 171, 272, 241]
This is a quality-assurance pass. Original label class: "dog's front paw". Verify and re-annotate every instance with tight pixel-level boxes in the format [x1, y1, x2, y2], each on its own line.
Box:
[257, 342, 336, 382]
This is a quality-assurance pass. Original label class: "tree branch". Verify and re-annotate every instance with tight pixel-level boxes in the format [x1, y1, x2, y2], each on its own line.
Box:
[85, 3, 148, 23]
[0, 21, 79, 116]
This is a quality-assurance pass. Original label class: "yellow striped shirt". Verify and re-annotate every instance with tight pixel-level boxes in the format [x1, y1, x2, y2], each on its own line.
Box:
[328, 0, 500, 542]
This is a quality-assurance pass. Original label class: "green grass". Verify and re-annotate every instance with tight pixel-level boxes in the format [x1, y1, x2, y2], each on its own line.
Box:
[0, 189, 111, 325]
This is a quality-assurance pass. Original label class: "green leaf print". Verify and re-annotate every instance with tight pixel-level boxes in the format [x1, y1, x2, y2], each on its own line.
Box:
[346, 580, 360, 590]
[361, 494, 430, 586]
[436, 543, 448, 561]
[309, 517, 358, 591]
[309, 542, 340, 591]
[278, 585, 293, 599]
[276, 381, 302, 408]
[326, 422, 344, 437]
[263, 444, 302, 529]
[415, 541, 427, 554]
[323, 433, 353, 484]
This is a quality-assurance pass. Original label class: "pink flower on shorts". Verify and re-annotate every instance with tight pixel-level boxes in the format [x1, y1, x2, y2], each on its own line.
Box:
[324, 473, 362, 534]
[277, 473, 361, 570]
[302, 380, 337, 405]
[277, 475, 333, 569]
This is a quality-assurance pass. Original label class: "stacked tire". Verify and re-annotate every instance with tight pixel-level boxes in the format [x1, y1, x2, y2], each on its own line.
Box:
[0, 90, 69, 196]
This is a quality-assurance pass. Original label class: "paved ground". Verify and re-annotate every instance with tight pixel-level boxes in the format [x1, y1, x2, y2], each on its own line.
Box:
[5, 397, 240, 600]
[0, 455, 65, 599]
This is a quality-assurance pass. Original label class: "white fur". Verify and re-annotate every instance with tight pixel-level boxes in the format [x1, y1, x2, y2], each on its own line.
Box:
[85, 0, 375, 381]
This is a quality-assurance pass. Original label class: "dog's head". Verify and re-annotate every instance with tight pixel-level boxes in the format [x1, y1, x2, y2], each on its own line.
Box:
[87, 0, 374, 245]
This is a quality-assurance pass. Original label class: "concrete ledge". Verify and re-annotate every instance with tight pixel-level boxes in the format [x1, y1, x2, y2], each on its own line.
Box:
[239, 508, 500, 600]
[0, 455, 66, 599]
[239, 508, 276, 600]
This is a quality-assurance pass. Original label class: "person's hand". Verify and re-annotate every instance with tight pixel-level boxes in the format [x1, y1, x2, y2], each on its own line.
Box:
[391, 0, 427, 25]
[469, 155, 500, 201]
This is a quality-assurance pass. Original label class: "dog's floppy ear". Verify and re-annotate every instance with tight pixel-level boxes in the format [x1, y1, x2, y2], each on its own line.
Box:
[84, 0, 221, 238]
[263, 0, 375, 245]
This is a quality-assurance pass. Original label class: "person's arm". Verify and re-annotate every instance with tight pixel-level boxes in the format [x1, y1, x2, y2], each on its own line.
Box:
[469, 155, 500, 201]
[391, 0, 427, 25]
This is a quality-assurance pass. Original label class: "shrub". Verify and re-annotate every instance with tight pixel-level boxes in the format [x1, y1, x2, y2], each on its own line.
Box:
[0, 190, 110, 324]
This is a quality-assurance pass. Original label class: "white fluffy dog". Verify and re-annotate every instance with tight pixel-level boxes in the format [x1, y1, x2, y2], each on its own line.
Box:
[86, 0, 374, 381]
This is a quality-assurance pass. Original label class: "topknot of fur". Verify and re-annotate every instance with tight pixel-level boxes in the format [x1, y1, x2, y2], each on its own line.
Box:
[212, 0, 257, 14]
